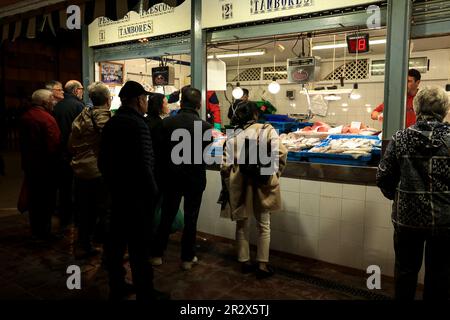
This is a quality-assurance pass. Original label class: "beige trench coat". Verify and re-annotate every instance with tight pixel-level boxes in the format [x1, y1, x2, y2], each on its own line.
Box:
[220, 122, 287, 221]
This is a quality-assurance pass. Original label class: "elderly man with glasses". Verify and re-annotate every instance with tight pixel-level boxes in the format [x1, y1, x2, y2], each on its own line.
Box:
[53, 80, 85, 235]
[45, 80, 64, 104]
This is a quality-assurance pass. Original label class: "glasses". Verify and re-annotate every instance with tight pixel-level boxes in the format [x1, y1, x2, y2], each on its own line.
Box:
[53, 88, 63, 92]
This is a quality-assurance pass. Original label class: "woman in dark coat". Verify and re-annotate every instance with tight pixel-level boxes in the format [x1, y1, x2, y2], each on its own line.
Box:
[377, 86, 450, 300]
[146, 93, 170, 193]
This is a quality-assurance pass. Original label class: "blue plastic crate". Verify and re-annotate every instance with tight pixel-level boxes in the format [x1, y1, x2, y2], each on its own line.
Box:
[372, 147, 381, 157]
[263, 114, 295, 122]
[303, 155, 372, 166]
[287, 151, 305, 162]
[268, 121, 298, 133]
[300, 135, 379, 166]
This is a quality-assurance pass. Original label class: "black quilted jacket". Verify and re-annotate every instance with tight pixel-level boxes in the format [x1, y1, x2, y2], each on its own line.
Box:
[377, 121, 450, 232]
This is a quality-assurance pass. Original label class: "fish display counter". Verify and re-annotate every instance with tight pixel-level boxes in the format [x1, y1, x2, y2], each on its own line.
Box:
[199, 122, 392, 278]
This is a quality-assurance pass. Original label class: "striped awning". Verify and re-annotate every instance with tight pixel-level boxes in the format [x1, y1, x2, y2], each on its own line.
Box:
[0, 0, 186, 44]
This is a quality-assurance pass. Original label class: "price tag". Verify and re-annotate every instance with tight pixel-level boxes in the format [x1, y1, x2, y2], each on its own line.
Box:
[351, 121, 362, 130]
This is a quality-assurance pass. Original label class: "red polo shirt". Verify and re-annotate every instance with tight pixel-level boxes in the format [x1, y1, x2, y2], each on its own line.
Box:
[374, 93, 417, 128]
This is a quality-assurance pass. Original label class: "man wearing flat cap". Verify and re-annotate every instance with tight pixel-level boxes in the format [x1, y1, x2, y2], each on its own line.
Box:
[98, 81, 167, 300]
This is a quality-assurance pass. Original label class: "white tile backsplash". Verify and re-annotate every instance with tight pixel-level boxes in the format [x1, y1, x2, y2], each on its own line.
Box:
[300, 180, 321, 195]
[201, 168, 401, 277]
[319, 197, 342, 220]
[364, 201, 392, 228]
[319, 218, 340, 242]
[298, 215, 320, 239]
[342, 184, 366, 201]
[298, 236, 318, 259]
[364, 226, 394, 253]
[321, 182, 343, 198]
[342, 199, 365, 225]
[340, 222, 364, 247]
[318, 238, 340, 265]
[214, 219, 236, 240]
[366, 186, 390, 203]
[271, 230, 298, 255]
[299, 193, 320, 216]
[281, 191, 300, 213]
[280, 178, 301, 193]
[271, 212, 300, 235]
[339, 245, 364, 269]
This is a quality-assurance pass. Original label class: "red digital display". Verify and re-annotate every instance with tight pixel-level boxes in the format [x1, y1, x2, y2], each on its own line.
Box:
[347, 34, 370, 54]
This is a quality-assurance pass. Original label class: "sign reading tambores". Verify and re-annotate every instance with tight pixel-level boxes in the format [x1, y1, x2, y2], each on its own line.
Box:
[88, 0, 190, 47]
[202, 0, 380, 29]
[118, 21, 153, 39]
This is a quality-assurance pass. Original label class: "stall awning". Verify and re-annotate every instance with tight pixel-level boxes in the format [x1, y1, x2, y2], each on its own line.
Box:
[0, 0, 186, 43]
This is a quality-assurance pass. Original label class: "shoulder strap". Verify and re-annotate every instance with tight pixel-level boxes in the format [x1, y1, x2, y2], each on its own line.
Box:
[89, 108, 101, 133]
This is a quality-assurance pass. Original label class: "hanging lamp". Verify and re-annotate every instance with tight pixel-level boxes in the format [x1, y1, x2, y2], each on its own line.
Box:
[268, 37, 281, 94]
[325, 35, 342, 101]
[349, 34, 362, 100]
[232, 39, 244, 99]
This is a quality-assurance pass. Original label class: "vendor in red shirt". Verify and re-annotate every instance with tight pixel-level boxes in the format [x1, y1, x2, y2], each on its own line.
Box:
[371, 69, 421, 128]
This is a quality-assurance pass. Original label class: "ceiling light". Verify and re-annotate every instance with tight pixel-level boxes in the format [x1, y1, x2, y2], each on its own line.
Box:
[342, 103, 348, 107]
[232, 84, 244, 99]
[268, 78, 281, 94]
[313, 38, 386, 50]
[207, 49, 266, 59]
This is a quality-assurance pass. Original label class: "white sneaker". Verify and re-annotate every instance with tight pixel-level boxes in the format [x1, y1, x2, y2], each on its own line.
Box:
[150, 257, 163, 266]
[181, 256, 198, 271]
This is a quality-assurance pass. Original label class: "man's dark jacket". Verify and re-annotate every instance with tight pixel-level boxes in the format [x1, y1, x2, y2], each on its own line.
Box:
[53, 93, 84, 156]
[98, 106, 158, 202]
[161, 108, 213, 192]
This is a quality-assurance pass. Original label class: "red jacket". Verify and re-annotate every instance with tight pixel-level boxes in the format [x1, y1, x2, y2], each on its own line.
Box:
[374, 93, 417, 128]
[19, 106, 61, 175]
[207, 91, 222, 125]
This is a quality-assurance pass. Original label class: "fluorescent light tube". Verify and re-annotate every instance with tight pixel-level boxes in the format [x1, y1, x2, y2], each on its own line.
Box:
[207, 50, 266, 59]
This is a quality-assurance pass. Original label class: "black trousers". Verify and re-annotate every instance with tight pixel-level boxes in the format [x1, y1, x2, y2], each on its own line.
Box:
[394, 226, 450, 300]
[153, 188, 203, 262]
[104, 196, 154, 300]
[57, 160, 74, 228]
[26, 173, 57, 238]
[74, 177, 109, 249]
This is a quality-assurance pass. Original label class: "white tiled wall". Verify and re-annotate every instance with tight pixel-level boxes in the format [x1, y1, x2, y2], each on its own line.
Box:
[199, 171, 426, 283]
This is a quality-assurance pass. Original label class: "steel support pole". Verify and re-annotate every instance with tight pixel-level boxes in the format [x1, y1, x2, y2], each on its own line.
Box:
[191, 0, 206, 120]
[382, 0, 412, 138]
[81, 25, 94, 103]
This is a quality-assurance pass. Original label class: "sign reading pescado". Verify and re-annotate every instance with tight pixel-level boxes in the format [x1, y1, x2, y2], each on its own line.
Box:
[88, 0, 190, 47]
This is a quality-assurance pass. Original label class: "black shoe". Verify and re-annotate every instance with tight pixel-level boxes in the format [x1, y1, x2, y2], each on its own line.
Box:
[256, 265, 275, 279]
[241, 262, 256, 274]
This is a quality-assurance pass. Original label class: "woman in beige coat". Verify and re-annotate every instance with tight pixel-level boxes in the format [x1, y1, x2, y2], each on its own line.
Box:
[220, 102, 287, 278]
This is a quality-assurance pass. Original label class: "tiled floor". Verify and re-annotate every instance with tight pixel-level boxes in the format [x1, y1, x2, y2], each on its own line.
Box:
[0, 211, 399, 300]
[0, 151, 402, 300]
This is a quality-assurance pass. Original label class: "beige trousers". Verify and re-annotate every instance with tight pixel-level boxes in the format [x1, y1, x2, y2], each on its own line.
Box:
[235, 212, 271, 263]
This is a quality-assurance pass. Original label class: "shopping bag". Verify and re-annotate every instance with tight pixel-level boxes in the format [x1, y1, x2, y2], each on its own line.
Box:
[153, 198, 184, 234]
[17, 178, 29, 214]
